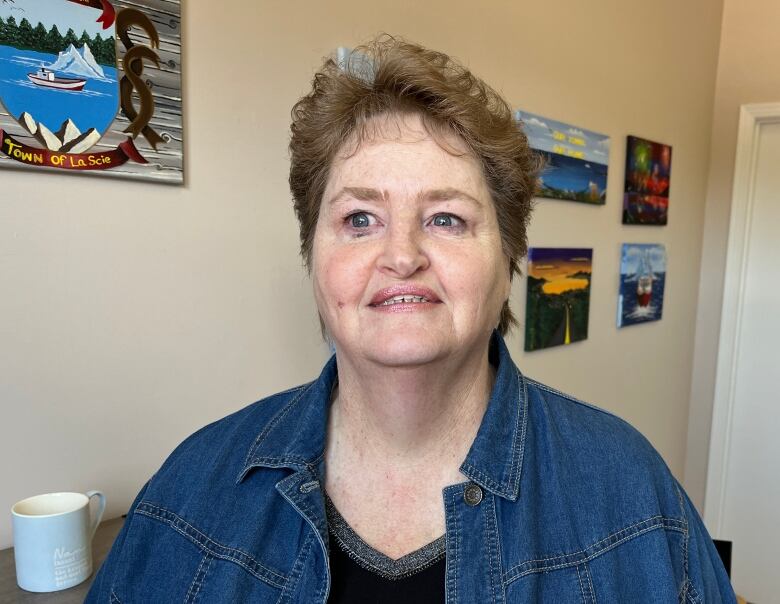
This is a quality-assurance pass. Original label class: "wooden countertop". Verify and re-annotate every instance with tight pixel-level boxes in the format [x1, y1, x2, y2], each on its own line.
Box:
[0, 517, 124, 603]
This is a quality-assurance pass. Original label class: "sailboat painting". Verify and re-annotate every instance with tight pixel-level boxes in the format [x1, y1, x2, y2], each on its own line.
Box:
[618, 243, 667, 327]
[524, 247, 593, 352]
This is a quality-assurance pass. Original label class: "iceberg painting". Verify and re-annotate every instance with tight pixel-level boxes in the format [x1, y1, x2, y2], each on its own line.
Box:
[46, 43, 107, 80]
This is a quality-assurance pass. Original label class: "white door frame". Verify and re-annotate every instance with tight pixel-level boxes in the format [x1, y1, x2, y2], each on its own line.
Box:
[704, 102, 780, 533]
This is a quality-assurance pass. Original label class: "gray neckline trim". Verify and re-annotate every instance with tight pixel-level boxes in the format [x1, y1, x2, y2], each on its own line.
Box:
[324, 493, 446, 581]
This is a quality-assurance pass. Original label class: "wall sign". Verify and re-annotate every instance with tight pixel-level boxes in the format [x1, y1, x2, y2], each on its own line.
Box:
[0, 0, 183, 184]
[525, 247, 593, 352]
[514, 109, 610, 205]
[622, 135, 671, 225]
[617, 243, 667, 327]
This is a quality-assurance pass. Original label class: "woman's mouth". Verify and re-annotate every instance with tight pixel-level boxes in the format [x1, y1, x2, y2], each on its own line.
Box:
[369, 285, 442, 307]
[377, 295, 430, 306]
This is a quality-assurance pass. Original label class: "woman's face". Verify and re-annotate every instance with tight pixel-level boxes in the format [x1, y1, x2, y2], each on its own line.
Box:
[312, 114, 510, 368]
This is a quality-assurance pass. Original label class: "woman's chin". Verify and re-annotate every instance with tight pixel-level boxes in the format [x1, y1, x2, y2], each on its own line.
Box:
[359, 334, 452, 368]
[329, 319, 462, 367]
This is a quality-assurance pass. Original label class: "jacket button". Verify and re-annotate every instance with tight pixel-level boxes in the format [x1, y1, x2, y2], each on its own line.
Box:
[464, 483, 483, 506]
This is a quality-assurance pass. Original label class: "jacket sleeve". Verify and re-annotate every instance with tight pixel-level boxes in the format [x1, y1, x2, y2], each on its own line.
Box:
[679, 485, 737, 603]
[85, 480, 152, 603]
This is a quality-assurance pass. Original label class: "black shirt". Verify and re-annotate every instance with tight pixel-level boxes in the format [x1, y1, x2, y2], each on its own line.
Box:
[325, 494, 446, 603]
[327, 541, 446, 603]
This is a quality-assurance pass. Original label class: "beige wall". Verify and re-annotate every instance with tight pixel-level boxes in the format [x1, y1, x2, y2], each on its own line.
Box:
[0, 1, 724, 548]
[684, 0, 780, 511]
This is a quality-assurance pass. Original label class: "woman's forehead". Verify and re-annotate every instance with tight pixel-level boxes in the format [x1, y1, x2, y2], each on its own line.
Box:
[336, 112, 473, 161]
[326, 155, 488, 211]
[327, 114, 485, 191]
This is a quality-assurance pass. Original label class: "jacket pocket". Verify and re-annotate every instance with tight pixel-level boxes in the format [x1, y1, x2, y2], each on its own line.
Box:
[109, 512, 211, 602]
[111, 503, 287, 603]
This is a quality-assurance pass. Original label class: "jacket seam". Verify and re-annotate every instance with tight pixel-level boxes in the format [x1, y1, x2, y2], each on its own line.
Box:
[576, 564, 588, 603]
[238, 384, 311, 474]
[503, 515, 685, 584]
[459, 463, 508, 496]
[184, 552, 212, 604]
[240, 454, 325, 475]
[674, 482, 691, 603]
[275, 473, 332, 601]
[499, 367, 525, 500]
[270, 383, 311, 398]
[513, 368, 528, 498]
[527, 380, 619, 419]
[460, 368, 527, 500]
[484, 494, 496, 602]
[685, 581, 703, 604]
[487, 491, 505, 603]
[276, 529, 316, 603]
[135, 502, 287, 589]
[444, 487, 459, 604]
[583, 561, 596, 603]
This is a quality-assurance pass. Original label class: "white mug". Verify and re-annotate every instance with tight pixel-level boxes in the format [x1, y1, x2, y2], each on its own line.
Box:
[11, 491, 106, 593]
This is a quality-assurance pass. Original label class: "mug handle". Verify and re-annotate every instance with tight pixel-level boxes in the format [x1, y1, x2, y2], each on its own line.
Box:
[85, 490, 106, 540]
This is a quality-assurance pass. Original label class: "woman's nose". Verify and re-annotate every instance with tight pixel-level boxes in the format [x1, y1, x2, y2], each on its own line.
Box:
[376, 223, 430, 278]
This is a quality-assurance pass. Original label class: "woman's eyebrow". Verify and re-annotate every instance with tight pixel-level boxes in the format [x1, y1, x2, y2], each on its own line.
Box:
[327, 187, 388, 205]
[420, 188, 482, 206]
[328, 187, 481, 206]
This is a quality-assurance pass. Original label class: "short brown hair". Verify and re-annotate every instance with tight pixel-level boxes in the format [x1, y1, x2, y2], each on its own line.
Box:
[289, 35, 540, 334]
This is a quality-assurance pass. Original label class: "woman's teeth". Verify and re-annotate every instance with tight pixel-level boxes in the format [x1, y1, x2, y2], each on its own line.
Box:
[380, 295, 428, 306]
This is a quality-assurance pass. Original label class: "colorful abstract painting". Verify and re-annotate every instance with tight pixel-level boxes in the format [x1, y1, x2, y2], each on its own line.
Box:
[524, 248, 593, 352]
[514, 109, 610, 205]
[618, 243, 666, 327]
[622, 136, 671, 225]
[0, 0, 183, 183]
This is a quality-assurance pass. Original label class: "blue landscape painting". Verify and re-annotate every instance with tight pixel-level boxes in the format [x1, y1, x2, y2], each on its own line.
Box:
[515, 109, 610, 204]
[0, 44, 118, 136]
[538, 150, 608, 204]
[618, 243, 667, 328]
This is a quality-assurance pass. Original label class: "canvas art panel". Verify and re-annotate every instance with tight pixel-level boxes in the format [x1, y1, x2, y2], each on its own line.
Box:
[0, 0, 182, 184]
[617, 243, 667, 327]
[514, 109, 610, 205]
[622, 135, 671, 225]
[524, 247, 593, 352]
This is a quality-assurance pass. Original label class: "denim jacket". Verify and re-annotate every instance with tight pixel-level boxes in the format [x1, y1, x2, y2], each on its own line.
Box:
[87, 333, 735, 603]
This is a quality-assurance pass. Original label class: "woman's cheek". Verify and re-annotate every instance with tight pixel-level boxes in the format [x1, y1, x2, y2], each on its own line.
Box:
[323, 248, 371, 308]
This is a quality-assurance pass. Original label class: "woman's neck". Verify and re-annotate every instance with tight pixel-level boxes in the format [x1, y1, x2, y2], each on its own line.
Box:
[325, 344, 495, 481]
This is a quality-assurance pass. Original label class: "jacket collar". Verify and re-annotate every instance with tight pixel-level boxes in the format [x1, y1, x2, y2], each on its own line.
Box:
[238, 331, 527, 501]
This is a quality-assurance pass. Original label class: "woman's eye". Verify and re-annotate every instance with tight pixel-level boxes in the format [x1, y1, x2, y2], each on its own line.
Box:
[349, 212, 372, 228]
[431, 214, 463, 228]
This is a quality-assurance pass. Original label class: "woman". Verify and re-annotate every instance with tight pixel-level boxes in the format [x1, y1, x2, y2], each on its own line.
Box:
[87, 37, 734, 603]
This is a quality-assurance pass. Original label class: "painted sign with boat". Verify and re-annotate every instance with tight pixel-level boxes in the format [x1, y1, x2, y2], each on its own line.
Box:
[28, 67, 86, 91]
[617, 243, 667, 328]
[0, 0, 183, 183]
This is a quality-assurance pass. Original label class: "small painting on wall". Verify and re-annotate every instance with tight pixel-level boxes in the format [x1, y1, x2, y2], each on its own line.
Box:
[617, 243, 667, 327]
[514, 109, 609, 205]
[622, 135, 671, 225]
[0, 0, 183, 184]
[525, 247, 593, 352]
